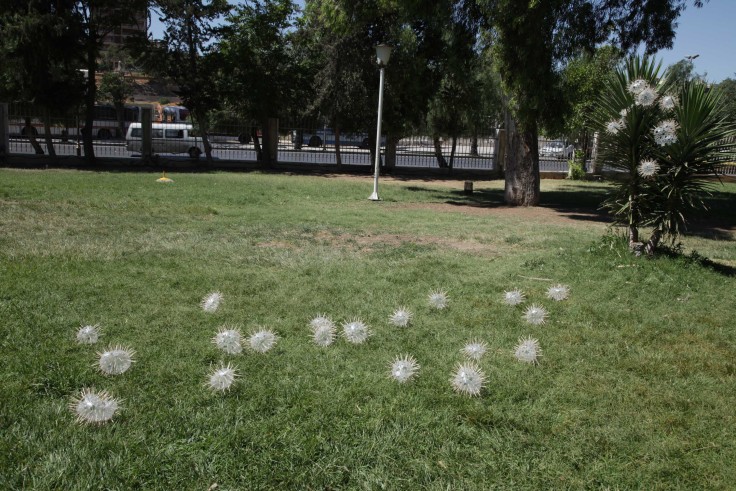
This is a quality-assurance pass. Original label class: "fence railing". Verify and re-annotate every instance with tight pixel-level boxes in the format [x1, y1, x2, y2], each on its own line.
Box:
[3, 104, 734, 176]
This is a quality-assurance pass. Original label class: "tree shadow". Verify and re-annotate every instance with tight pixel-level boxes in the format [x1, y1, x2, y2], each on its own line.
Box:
[403, 182, 736, 233]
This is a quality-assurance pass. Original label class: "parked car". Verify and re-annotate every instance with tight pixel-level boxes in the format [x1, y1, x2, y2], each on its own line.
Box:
[126, 122, 204, 158]
[292, 128, 379, 149]
[539, 140, 574, 159]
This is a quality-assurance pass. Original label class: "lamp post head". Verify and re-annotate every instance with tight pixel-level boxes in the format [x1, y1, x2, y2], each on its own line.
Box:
[375, 44, 392, 67]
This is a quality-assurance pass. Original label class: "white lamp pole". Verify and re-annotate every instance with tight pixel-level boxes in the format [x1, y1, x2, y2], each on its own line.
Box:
[369, 44, 392, 201]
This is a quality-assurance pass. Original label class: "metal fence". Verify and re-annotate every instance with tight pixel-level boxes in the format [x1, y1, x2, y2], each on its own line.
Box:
[3, 103, 734, 176]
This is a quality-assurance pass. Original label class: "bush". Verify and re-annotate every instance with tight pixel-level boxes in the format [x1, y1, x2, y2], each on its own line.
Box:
[567, 149, 586, 180]
[592, 56, 736, 255]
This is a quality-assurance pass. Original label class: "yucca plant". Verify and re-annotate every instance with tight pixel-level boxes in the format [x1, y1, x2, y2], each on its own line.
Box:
[593, 56, 736, 255]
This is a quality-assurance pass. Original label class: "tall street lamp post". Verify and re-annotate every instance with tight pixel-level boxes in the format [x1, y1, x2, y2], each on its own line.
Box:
[369, 44, 392, 201]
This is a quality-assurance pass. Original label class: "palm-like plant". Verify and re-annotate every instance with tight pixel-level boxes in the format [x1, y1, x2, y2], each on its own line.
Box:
[593, 56, 736, 254]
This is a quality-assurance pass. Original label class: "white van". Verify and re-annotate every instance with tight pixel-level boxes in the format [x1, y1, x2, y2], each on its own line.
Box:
[126, 123, 204, 158]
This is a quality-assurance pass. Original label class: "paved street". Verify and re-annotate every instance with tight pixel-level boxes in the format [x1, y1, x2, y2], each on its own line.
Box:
[6, 138, 577, 171]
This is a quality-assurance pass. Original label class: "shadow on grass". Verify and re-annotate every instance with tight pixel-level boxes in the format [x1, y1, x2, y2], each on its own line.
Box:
[404, 182, 736, 234]
[405, 183, 613, 224]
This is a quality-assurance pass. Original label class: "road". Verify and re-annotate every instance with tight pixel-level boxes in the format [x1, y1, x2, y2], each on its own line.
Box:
[6, 138, 572, 172]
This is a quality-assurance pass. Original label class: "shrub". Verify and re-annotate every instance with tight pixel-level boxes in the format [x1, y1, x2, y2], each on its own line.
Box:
[592, 56, 736, 255]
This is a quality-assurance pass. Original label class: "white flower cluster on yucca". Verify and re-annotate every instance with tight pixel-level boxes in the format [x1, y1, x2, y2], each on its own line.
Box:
[595, 55, 736, 254]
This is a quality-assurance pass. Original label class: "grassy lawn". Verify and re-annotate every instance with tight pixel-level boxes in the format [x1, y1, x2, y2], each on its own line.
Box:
[1, 169, 735, 490]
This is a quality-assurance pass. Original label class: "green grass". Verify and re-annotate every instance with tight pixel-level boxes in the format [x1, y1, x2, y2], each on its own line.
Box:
[1, 169, 735, 489]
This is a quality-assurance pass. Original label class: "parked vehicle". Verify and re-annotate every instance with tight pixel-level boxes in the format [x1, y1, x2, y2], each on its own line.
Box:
[292, 128, 375, 149]
[539, 140, 574, 159]
[126, 122, 204, 158]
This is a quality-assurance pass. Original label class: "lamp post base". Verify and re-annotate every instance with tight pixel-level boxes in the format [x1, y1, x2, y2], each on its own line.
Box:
[368, 191, 381, 201]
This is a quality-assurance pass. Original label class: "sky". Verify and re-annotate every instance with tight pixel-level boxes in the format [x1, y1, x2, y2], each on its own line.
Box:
[149, 1, 736, 83]
[652, 1, 736, 83]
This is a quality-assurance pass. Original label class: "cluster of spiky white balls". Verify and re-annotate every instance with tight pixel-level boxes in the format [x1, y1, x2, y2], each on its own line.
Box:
[71, 324, 133, 424]
[653, 119, 679, 146]
[67, 283, 567, 422]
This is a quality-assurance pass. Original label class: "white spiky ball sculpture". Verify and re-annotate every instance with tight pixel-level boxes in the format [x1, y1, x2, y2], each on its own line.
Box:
[389, 307, 413, 327]
[461, 340, 488, 360]
[523, 304, 548, 325]
[69, 388, 121, 424]
[213, 327, 243, 355]
[428, 289, 449, 310]
[249, 329, 278, 353]
[76, 324, 101, 344]
[201, 291, 223, 313]
[389, 354, 420, 383]
[451, 362, 487, 397]
[514, 336, 542, 364]
[342, 318, 371, 344]
[546, 284, 570, 302]
[504, 289, 525, 306]
[97, 345, 135, 375]
[206, 363, 239, 392]
[310, 315, 334, 331]
[311, 323, 336, 347]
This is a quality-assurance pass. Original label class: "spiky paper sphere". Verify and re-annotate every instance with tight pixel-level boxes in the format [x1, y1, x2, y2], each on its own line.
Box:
[389, 354, 420, 383]
[627, 79, 650, 95]
[653, 119, 679, 146]
[342, 318, 371, 344]
[249, 329, 278, 353]
[635, 87, 658, 107]
[461, 340, 488, 360]
[659, 94, 678, 111]
[428, 290, 449, 310]
[312, 323, 336, 347]
[97, 345, 135, 375]
[201, 291, 223, 313]
[546, 284, 570, 302]
[205, 363, 239, 392]
[69, 388, 121, 424]
[637, 159, 660, 178]
[389, 307, 413, 327]
[605, 119, 623, 135]
[450, 362, 487, 397]
[514, 336, 542, 364]
[213, 327, 242, 355]
[76, 324, 101, 344]
[504, 289, 525, 306]
[309, 315, 334, 331]
[523, 304, 548, 325]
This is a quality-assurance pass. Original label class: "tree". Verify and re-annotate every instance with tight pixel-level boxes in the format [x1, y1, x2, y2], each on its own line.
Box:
[560, 46, 622, 162]
[0, 0, 85, 156]
[137, 0, 230, 163]
[714, 77, 736, 124]
[71, 0, 148, 162]
[97, 71, 133, 138]
[592, 56, 736, 255]
[477, 0, 707, 206]
[218, 0, 300, 165]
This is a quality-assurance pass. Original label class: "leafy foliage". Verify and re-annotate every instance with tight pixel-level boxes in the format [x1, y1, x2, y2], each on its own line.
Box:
[593, 55, 736, 253]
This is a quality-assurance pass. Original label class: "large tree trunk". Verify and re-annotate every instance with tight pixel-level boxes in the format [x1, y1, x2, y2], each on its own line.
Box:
[503, 115, 539, 206]
[470, 134, 479, 156]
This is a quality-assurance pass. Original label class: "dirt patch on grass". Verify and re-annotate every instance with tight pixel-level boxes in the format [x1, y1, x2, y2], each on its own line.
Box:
[311, 230, 500, 256]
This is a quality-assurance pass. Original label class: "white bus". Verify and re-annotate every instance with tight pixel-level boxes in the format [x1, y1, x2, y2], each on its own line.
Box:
[126, 122, 204, 158]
